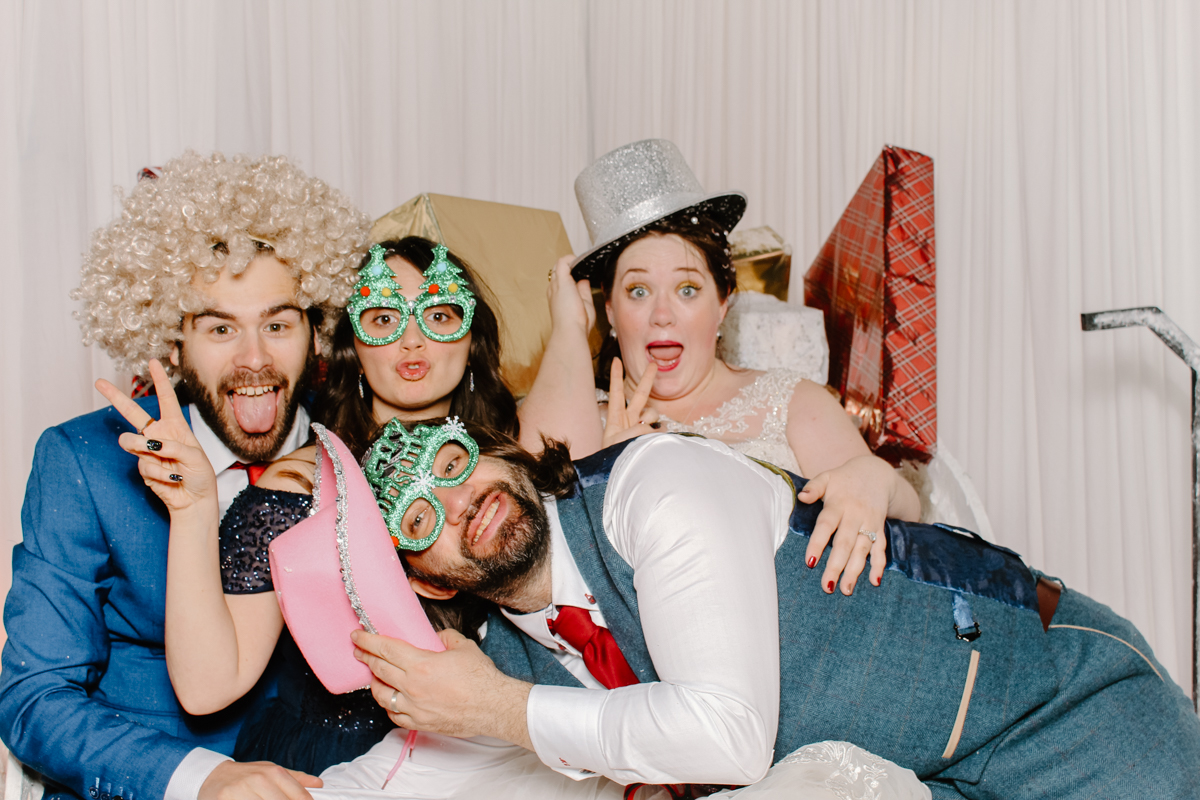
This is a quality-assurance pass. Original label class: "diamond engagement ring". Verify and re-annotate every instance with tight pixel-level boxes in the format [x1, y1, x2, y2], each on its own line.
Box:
[389, 689, 402, 714]
[858, 528, 878, 543]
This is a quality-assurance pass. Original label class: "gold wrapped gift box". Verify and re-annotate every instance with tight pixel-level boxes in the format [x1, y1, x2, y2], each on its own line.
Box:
[729, 226, 792, 302]
[372, 193, 575, 397]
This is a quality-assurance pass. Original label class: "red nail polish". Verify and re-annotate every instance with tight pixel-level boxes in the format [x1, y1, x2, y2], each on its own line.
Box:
[875, 575, 883, 586]
[807, 556, 817, 568]
[826, 580, 835, 593]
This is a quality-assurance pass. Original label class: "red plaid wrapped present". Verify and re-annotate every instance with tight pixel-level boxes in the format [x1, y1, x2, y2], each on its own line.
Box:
[804, 146, 936, 464]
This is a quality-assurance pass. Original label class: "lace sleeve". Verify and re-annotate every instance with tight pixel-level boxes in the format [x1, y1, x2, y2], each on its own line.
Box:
[220, 485, 313, 594]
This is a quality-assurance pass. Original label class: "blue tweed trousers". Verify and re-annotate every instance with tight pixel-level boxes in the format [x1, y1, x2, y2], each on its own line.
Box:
[925, 574, 1200, 799]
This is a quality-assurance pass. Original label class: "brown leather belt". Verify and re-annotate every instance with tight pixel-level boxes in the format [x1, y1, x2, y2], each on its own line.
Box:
[1037, 577, 1062, 631]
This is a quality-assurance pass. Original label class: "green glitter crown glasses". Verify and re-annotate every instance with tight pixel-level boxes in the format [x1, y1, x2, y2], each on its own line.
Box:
[362, 416, 480, 551]
[348, 243, 477, 346]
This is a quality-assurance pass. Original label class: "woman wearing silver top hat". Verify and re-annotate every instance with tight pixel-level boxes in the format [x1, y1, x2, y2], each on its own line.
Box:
[534, 139, 920, 592]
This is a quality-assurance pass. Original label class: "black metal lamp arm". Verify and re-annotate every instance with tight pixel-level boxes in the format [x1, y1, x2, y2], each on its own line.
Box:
[1081, 306, 1200, 713]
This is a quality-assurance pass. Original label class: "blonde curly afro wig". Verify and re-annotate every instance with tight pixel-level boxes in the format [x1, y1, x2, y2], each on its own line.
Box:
[73, 151, 371, 377]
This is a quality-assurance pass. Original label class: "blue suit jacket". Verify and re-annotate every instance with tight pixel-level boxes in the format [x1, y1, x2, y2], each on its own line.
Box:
[0, 399, 271, 800]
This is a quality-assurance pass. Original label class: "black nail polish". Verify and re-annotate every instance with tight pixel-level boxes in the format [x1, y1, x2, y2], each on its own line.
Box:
[649, 421, 662, 429]
[146, 440, 162, 452]
[169, 474, 183, 482]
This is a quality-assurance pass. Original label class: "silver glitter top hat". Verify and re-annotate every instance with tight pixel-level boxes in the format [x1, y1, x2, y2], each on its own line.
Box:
[570, 139, 747, 282]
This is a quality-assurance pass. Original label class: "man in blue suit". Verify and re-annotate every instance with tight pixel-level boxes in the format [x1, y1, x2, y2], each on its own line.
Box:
[0, 152, 368, 800]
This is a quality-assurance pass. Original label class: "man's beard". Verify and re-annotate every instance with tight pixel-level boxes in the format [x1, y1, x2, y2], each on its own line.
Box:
[409, 477, 551, 609]
[177, 351, 313, 463]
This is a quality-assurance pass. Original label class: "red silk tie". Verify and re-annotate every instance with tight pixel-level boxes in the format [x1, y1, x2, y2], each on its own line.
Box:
[228, 461, 270, 486]
[550, 605, 639, 689]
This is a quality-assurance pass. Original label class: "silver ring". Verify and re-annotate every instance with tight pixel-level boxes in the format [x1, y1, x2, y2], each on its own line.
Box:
[858, 528, 878, 544]
[389, 688, 401, 714]
[138, 419, 155, 436]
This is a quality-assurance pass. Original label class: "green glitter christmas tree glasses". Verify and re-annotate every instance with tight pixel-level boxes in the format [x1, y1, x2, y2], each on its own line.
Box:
[348, 243, 477, 346]
[362, 416, 480, 552]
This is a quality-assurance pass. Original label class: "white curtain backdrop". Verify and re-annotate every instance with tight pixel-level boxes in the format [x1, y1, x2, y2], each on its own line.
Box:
[3, 0, 1198, 692]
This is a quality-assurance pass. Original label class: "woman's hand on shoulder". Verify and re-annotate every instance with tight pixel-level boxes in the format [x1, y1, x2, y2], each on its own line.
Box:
[548, 254, 595, 336]
[96, 358, 216, 515]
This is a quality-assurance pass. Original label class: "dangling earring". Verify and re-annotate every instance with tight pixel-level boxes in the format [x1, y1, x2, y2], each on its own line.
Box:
[358, 374, 365, 399]
[469, 369, 475, 393]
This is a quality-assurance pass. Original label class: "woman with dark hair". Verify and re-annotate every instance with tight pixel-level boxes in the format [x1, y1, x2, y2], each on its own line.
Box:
[160, 236, 522, 774]
[314, 236, 517, 460]
[545, 140, 921, 595]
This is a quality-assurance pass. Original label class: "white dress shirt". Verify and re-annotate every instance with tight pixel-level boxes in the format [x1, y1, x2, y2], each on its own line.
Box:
[515, 434, 794, 786]
[164, 403, 312, 800]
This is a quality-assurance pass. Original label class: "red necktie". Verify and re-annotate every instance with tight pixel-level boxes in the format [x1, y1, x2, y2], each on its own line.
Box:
[228, 461, 270, 486]
[550, 605, 639, 689]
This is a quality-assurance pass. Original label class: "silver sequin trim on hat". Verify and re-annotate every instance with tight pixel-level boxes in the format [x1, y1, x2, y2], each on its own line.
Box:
[309, 425, 324, 516]
[312, 422, 378, 635]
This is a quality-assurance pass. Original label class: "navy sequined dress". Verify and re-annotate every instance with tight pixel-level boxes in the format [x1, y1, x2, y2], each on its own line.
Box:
[221, 486, 394, 775]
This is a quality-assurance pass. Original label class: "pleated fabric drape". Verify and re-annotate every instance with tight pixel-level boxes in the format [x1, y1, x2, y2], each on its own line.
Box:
[3, 0, 1198, 691]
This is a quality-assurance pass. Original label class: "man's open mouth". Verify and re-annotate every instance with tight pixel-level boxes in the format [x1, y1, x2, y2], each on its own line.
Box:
[228, 385, 281, 434]
[468, 492, 507, 549]
[474, 498, 500, 544]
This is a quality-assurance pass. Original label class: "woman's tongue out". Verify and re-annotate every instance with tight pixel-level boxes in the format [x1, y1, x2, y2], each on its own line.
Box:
[647, 342, 683, 371]
[229, 387, 279, 434]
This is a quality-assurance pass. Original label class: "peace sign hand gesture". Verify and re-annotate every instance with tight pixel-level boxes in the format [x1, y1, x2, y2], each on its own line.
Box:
[96, 359, 217, 514]
[602, 358, 660, 449]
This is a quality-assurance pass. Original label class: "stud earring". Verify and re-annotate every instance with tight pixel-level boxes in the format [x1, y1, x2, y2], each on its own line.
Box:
[609, 328, 617, 339]
[358, 374, 365, 399]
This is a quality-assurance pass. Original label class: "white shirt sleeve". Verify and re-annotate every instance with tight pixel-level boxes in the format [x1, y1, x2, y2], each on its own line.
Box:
[527, 434, 794, 786]
[163, 748, 230, 800]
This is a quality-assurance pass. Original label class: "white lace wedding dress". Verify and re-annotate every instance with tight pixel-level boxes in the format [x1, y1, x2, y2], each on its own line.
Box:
[317, 731, 930, 800]
[656, 368, 805, 474]
[600, 368, 807, 474]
